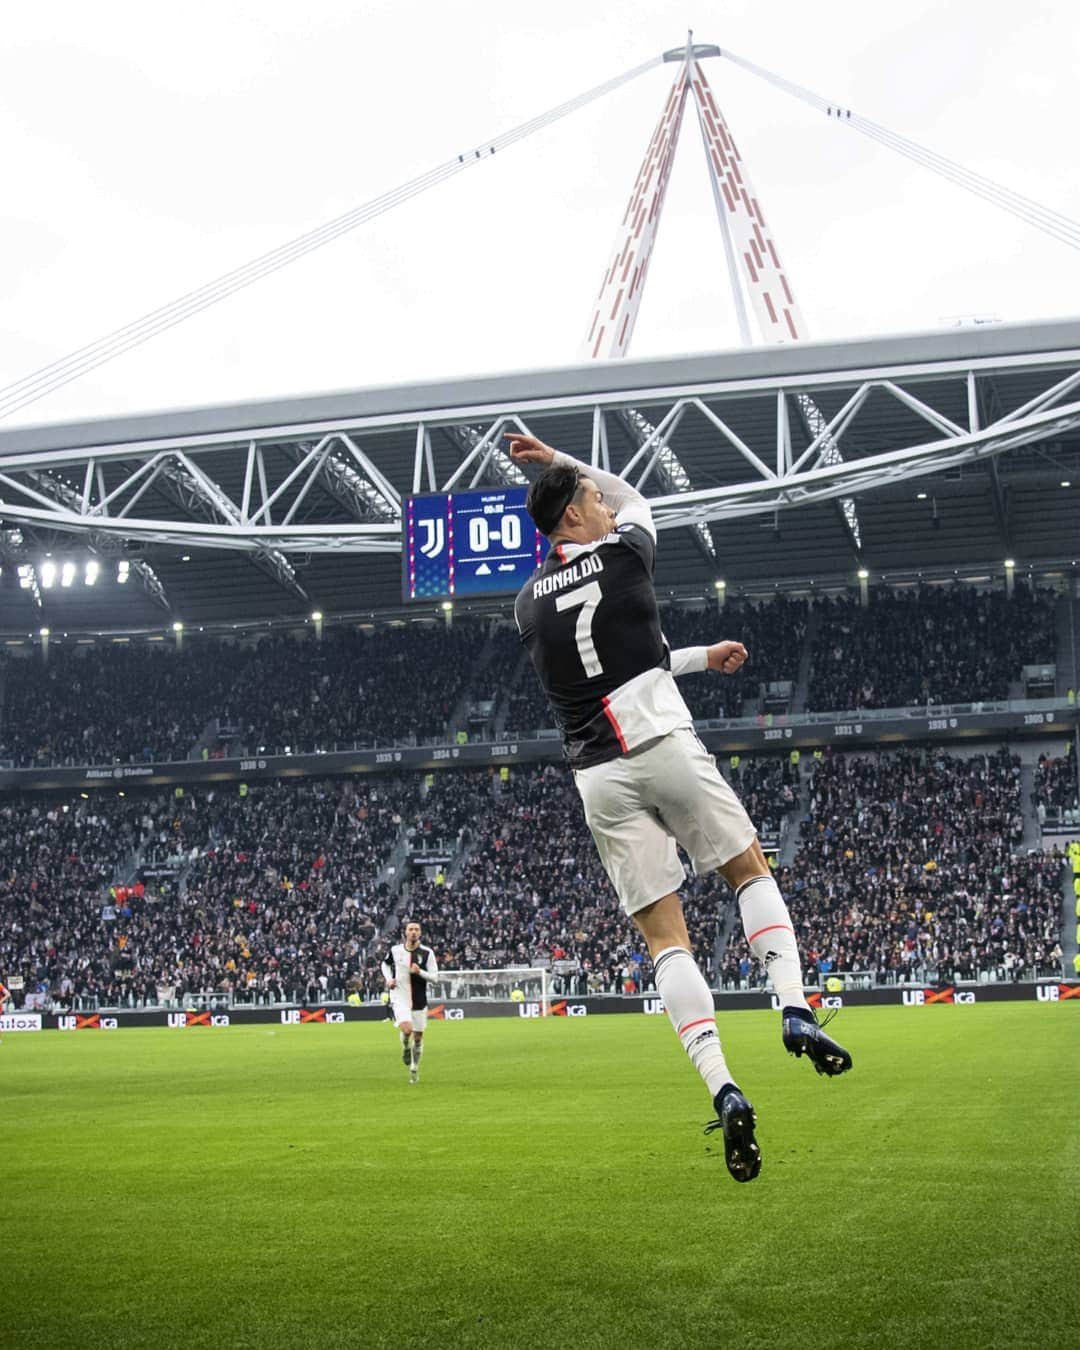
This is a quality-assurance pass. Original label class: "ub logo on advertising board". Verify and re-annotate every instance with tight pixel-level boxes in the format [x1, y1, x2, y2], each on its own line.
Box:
[642, 998, 666, 1015]
[901, 987, 976, 1006]
[1035, 983, 1080, 1001]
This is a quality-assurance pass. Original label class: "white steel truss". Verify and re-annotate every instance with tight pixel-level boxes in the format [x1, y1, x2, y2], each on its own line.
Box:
[0, 342, 1078, 553]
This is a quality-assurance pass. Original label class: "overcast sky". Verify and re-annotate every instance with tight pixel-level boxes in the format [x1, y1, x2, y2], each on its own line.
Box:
[1, 0, 1078, 429]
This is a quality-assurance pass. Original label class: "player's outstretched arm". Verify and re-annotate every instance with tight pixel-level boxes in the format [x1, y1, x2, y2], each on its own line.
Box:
[669, 641, 749, 677]
[504, 432, 653, 536]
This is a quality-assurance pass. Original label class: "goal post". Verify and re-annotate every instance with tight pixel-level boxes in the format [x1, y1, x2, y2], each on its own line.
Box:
[428, 967, 550, 1015]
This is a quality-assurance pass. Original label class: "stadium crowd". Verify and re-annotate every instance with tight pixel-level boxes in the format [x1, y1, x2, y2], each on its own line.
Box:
[0, 643, 236, 769]
[806, 583, 1056, 712]
[0, 583, 1063, 768]
[720, 748, 1065, 988]
[0, 620, 489, 769]
[1032, 745, 1078, 826]
[0, 777, 426, 1008]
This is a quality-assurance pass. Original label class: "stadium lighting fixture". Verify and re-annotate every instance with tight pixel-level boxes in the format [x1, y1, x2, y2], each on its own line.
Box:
[60, 561, 76, 588]
[311, 610, 323, 622]
[1062, 481, 1072, 488]
[172, 621, 184, 632]
[916, 492, 928, 500]
[857, 568, 869, 579]
[40, 561, 56, 588]
[714, 579, 726, 590]
[441, 601, 453, 611]
[1004, 558, 1015, 569]
[39, 626, 49, 637]
[85, 560, 99, 586]
[181, 554, 191, 561]
[17, 564, 34, 589]
[117, 560, 130, 584]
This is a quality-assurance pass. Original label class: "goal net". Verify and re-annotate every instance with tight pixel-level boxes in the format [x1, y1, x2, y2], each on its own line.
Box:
[428, 967, 550, 1014]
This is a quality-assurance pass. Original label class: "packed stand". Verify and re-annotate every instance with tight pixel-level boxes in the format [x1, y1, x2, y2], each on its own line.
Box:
[720, 748, 1065, 989]
[222, 623, 484, 754]
[1032, 745, 1078, 828]
[401, 770, 501, 856]
[399, 757, 797, 994]
[662, 596, 808, 720]
[806, 582, 1056, 712]
[0, 643, 237, 768]
[466, 625, 525, 710]
[0, 776, 424, 1009]
[0, 790, 193, 1008]
[0, 620, 492, 769]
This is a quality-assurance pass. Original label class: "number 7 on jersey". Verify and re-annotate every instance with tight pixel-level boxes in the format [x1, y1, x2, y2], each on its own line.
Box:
[555, 580, 604, 677]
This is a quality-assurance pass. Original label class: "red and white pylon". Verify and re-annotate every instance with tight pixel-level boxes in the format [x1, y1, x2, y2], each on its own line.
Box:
[584, 38, 807, 356]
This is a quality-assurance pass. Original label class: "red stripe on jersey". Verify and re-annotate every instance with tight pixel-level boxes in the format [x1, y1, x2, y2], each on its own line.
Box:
[600, 696, 629, 752]
[555, 545, 567, 564]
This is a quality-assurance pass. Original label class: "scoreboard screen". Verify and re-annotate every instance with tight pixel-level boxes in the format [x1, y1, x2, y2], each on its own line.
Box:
[403, 487, 549, 602]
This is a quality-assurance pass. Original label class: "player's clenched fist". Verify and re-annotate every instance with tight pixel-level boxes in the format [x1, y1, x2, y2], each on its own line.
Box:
[706, 641, 748, 674]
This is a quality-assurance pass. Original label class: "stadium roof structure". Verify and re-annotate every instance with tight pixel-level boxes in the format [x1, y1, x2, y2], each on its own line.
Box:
[1, 315, 1080, 634]
[3, 39, 1080, 637]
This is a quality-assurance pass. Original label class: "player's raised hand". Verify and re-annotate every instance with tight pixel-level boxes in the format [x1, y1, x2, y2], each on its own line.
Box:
[706, 641, 748, 674]
[504, 432, 556, 466]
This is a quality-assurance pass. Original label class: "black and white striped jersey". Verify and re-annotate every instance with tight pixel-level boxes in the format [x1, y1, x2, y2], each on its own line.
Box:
[514, 458, 697, 770]
[381, 943, 438, 1009]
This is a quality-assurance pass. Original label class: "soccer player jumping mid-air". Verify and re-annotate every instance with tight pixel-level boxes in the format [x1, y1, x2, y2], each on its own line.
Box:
[509, 432, 852, 1183]
[381, 921, 439, 1085]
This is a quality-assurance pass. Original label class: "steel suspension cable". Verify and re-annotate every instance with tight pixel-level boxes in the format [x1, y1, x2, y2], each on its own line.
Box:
[0, 55, 662, 424]
[718, 48, 1080, 250]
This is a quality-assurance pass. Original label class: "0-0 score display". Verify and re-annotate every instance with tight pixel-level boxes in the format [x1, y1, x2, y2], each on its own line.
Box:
[404, 487, 549, 602]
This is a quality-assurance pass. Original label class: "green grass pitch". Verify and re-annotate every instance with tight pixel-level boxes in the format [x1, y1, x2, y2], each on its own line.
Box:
[2, 1005, 1078, 1350]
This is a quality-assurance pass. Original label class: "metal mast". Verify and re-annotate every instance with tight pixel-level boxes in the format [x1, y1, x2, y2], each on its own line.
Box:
[584, 37, 862, 557]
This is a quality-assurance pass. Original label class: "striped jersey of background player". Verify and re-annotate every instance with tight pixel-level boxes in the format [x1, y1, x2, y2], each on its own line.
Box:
[509, 431, 852, 1184]
[381, 921, 438, 1085]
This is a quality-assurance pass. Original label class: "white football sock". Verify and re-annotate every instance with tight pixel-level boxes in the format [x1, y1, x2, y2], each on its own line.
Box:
[652, 946, 733, 1098]
[737, 874, 811, 1010]
[400, 1030, 411, 1050]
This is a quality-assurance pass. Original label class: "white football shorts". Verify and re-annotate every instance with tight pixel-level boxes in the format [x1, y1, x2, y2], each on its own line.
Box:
[573, 725, 757, 916]
[391, 995, 427, 1032]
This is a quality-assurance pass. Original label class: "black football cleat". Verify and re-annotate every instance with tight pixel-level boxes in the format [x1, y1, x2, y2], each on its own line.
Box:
[705, 1087, 762, 1183]
[782, 1009, 853, 1077]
